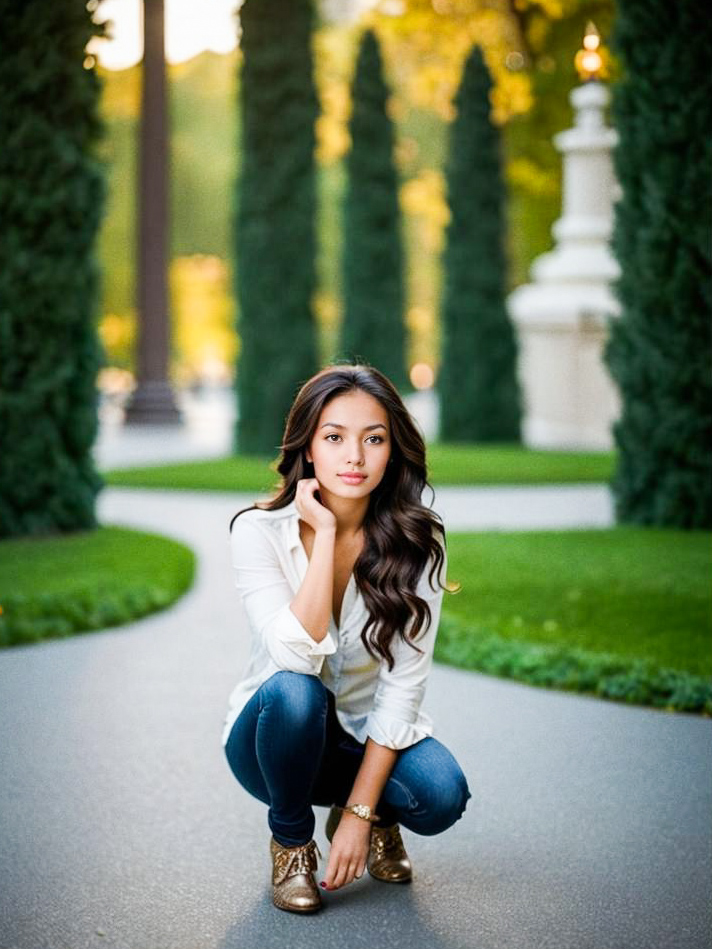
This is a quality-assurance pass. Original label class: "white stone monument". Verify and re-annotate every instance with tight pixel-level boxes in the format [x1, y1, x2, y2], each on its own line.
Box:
[508, 30, 621, 449]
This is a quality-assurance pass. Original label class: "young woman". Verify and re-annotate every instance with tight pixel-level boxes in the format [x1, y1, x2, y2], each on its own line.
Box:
[223, 363, 471, 914]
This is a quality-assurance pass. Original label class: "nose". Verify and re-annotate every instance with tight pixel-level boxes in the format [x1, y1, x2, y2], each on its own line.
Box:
[346, 439, 365, 466]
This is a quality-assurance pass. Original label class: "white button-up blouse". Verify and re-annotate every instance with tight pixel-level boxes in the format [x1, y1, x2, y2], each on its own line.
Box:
[222, 498, 447, 751]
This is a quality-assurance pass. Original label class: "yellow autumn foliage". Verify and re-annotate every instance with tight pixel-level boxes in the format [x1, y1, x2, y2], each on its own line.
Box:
[170, 255, 237, 386]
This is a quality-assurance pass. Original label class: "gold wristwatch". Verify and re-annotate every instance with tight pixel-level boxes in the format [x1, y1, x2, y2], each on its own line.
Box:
[340, 804, 380, 823]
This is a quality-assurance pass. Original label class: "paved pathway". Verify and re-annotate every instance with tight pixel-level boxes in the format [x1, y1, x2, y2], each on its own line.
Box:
[1, 488, 710, 949]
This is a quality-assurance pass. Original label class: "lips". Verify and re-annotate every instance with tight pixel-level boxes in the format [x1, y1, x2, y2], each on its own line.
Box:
[338, 473, 366, 483]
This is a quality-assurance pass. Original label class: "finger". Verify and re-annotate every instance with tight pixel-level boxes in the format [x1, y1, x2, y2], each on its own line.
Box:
[332, 857, 352, 890]
[339, 860, 361, 889]
[322, 857, 337, 889]
[323, 853, 345, 889]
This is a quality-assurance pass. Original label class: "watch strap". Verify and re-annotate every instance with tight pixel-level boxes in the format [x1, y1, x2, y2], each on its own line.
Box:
[340, 804, 381, 823]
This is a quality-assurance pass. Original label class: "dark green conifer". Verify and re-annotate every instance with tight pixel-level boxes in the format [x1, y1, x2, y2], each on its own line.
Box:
[234, 0, 319, 454]
[603, 0, 712, 528]
[339, 30, 407, 391]
[439, 45, 522, 443]
[0, 0, 106, 537]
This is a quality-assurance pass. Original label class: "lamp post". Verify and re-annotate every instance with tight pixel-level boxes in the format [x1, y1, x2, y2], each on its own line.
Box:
[124, 0, 182, 425]
[507, 23, 620, 449]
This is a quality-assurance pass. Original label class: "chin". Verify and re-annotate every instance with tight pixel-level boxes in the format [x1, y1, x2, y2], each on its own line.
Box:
[334, 481, 369, 493]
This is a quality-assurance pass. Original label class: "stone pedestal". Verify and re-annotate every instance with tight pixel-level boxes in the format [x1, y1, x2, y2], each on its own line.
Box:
[508, 81, 621, 449]
[123, 381, 183, 425]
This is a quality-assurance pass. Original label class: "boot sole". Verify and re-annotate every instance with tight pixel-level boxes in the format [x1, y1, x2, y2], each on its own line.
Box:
[273, 899, 323, 914]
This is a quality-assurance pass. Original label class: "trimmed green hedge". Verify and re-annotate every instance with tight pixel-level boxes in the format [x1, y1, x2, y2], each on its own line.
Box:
[0, 0, 106, 538]
[439, 45, 522, 443]
[235, 0, 319, 454]
[0, 526, 195, 647]
[603, 0, 712, 529]
[340, 29, 408, 390]
[435, 613, 712, 715]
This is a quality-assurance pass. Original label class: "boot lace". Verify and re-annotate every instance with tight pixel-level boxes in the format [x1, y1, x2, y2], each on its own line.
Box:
[274, 839, 322, 881]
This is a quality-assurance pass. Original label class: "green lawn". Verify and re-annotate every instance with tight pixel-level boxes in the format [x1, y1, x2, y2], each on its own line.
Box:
[0, 526, 195, 647]
[102, 444, 615, 492]
[441, 527, 711, 677]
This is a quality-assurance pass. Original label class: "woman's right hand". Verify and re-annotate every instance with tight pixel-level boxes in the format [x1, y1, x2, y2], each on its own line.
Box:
[295, 478, 337, 533]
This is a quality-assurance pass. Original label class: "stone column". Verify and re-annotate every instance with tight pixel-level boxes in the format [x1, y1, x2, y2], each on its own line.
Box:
[124, 0, 182, 425]
[507, 80, 620, 448]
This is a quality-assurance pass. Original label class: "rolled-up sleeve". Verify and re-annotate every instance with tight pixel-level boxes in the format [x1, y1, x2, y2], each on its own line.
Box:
[365, 543, 447, 750]
[230, 514, 337, 675]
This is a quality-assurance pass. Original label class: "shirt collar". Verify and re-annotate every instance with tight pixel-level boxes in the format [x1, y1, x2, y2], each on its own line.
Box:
[282, 498, 302, 553]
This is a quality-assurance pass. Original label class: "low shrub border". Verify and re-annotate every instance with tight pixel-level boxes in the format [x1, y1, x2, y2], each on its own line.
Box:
[435, 612, 712, 715]
[0, 526, 195, 648]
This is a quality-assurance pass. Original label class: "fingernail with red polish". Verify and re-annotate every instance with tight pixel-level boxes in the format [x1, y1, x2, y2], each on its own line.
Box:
[320, 882, 327, 889]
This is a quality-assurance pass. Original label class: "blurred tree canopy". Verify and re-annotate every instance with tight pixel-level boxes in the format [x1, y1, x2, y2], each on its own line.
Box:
[603, 0, 711, 529]
[340, 29, 408, 391]
[439, 45, 522, 442]
[0, 0, 105, 537]
[96, 0, 614, 379]
[234, 0, 319, 455]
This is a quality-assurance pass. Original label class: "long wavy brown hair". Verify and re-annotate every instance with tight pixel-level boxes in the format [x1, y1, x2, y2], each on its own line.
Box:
[229, 363, 452, 672]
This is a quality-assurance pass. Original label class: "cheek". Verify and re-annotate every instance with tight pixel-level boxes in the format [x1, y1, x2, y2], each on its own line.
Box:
[371, 449, 390, 474]
[308, 443, 325, 467]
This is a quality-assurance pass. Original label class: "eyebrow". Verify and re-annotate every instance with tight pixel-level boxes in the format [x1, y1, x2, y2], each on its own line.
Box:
[319, 422, 388, 432]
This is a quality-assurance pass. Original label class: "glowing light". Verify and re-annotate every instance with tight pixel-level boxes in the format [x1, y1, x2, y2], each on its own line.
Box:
[574, 21, 604, 82]
[409, 363, 435, 390]
[87, 0, 243, 71]
[583, 29, 600, 51]
[505, 51, 524, 71]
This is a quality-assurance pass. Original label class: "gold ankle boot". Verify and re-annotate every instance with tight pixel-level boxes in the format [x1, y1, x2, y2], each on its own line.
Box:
[325, 805, 412, 883]
[368, 823, 412, 883]
[270, 837, 323, 913]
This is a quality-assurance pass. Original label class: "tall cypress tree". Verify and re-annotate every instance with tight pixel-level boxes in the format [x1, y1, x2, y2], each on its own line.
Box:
[0, 1, 106, 538]
[340, 29, 407, 392]
[603, 0, 712, 528]
[234, 0, 319, 454]
[438, 45, 522, 443]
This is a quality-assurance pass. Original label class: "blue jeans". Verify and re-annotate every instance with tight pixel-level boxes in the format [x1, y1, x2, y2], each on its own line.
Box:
[224, 670, 472, 847]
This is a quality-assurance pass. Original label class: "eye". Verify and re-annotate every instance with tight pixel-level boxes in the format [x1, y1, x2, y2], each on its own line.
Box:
[324, 433, 385, 443]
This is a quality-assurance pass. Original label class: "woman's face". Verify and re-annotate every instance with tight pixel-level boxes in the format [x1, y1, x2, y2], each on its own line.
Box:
[305, 389, 392, 500]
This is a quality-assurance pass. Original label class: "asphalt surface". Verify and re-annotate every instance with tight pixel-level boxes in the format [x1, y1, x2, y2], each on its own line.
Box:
[0, 488, 710, 949]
